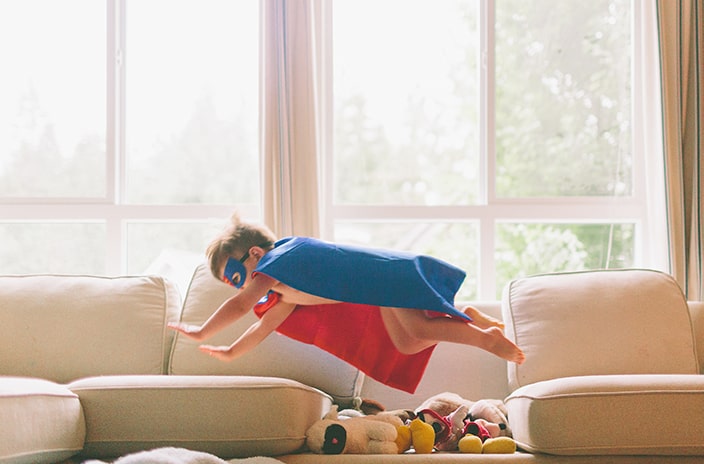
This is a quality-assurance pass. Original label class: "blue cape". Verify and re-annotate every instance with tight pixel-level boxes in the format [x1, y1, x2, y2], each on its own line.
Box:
[254, 236, 470, 320]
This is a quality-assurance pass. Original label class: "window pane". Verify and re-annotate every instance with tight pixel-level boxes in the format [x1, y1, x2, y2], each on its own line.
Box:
[333, 0, 479, 205]
[495, 222, 635, 296]
[495, 0, 632, 197]
[0, 223, 106, 274]
[0, 1, 106, 198]
[125, 0, 259, 205]
[334, 221, 478, 300]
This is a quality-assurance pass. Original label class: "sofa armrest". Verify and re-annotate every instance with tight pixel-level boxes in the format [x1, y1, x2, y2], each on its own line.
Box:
[688, 300, 704, 374]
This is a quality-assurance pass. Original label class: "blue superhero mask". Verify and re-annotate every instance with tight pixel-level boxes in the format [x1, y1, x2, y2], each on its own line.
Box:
[222, 254, 249, 288]
[221, 241, 275, 288]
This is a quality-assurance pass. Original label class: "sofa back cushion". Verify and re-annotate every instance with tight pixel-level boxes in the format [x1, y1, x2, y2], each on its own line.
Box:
[0, 274, 181, 383]
[169, 263, 364, 406]
[502, 269, 699, 391]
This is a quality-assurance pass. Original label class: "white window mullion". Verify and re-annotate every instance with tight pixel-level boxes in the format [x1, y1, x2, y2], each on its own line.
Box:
[632, 0, 668, 272]
[479, 0, 496, 299]
[317, 0, 335, 240]
[108, 0, 126, 274]
[106, 0, 122, 274]
[115, 0, 127, 207]
[106, 0, 117, 206]
[480, 0, 494, 207]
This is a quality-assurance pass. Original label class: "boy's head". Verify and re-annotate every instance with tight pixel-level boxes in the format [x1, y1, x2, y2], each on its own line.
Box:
[206, 213, 277, 284]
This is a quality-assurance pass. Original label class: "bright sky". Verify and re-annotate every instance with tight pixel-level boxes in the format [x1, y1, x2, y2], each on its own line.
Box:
[333, 0, 477, 140]
[0, 0, 104, 163]
[0, 0, 474, 169]
[0, 0, 258, 169]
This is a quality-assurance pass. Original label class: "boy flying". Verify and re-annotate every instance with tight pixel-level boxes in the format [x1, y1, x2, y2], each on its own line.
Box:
[169, 215, 524, 393]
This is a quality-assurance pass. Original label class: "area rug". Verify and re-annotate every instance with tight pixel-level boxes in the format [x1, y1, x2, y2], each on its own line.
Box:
[82, 447, 285, 464]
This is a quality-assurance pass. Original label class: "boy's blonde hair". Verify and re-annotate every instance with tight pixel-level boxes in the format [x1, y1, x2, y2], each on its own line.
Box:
[206, 213, 277, 280]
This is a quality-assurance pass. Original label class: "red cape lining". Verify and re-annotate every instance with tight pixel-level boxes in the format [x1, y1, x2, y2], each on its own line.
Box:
[254, 292, 435, 393]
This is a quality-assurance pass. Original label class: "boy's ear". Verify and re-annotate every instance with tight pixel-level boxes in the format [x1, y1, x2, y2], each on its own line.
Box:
[250, 246, 265, 259]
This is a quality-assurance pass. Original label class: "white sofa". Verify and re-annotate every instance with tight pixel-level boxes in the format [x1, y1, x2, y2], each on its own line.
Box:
[1, 266, 703, 463]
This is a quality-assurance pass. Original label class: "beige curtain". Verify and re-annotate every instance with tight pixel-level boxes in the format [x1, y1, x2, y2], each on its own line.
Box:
[261, 0, 321, 238]
[658, 0, 703, 299]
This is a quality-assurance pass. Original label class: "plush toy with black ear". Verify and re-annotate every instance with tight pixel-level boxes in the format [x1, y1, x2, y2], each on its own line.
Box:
[305, 406, 401, 455]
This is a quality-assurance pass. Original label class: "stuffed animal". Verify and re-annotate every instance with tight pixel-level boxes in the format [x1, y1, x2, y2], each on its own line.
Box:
[416, 406, 468, 451]
[408, 418, 435, 454]
[418, 404, 517, 453]
[459, 435, 517, 454]
[82, 447, 286, 463]
[395, 421, 413, 453]
[414, 392, 517, 454]
[305, 405, 401, 454]
[415, 392, 512, 437]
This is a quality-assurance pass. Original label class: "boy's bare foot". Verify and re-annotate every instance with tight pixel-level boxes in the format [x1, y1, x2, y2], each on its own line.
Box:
[483, 327, 525, 364]
[462, 305, 505, 330]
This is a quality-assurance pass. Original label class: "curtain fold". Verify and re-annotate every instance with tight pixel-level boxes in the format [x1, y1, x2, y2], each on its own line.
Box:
[658, 0, 703, 299]
[261, 0, 321, 238]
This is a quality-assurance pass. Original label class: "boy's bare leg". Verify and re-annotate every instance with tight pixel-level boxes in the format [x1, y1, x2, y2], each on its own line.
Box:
[379, 309, 433, 354]
[380, 307, 525, 364]
[460, 305, 505, 330]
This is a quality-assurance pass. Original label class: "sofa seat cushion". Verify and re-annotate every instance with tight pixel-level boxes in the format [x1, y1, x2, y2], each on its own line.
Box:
[0, 377, 85, 464]
[506, 374, 704, 455]
[67, 375, 332, 459]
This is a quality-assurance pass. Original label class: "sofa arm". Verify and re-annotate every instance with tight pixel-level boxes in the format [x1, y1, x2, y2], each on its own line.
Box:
[688, 300, 704, 374]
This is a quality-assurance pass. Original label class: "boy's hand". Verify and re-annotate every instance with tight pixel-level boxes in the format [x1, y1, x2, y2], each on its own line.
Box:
[167, 322, 206, 341]
[199, 344, 236, 361]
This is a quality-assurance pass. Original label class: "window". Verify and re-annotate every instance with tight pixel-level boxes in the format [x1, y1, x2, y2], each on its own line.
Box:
[0, 0, 259, 279]
[322, 0, 663, 299]
[0, 0, 665, 300]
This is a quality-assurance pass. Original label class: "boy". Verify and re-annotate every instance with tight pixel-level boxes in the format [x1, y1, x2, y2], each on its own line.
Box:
[169, 215, 524, 393]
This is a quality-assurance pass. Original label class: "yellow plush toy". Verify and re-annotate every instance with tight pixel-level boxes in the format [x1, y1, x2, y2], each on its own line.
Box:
[394, 423, 412, 453]
[409, 418, 435, 454]
[393, 418, 436, 454]
[459, 435, 517, 454]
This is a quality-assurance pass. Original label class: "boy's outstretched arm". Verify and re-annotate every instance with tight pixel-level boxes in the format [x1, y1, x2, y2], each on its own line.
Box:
[168, 273, 277, 342]
[199, 300, 296, 361]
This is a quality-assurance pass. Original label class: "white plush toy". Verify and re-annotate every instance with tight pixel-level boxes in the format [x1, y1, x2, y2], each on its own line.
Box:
[83, 447, 284, 464]
[305, 405, 401, 454]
